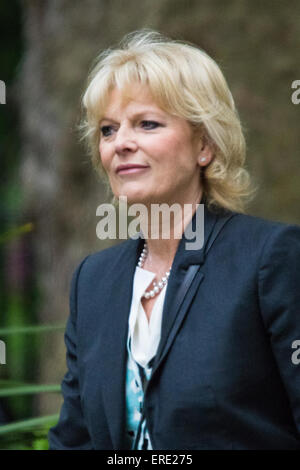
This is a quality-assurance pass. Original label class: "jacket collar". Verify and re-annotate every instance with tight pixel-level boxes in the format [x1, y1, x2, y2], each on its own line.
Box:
[131, 198, 225, 269]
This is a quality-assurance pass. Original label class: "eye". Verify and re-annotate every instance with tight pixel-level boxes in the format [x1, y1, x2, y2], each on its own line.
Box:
[100, 125, 114, 137]
[140, 120, 160, 130]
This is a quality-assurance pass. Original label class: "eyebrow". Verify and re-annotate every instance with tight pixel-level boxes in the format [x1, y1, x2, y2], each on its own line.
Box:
[100, 110, 166, 123]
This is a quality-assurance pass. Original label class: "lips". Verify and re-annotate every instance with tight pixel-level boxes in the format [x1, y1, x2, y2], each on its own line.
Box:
[116, 164, 149, 174]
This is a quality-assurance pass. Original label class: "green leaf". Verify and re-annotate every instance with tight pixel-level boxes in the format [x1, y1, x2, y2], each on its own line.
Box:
[32, 438, 49, 450]
[0, 223, 34, 244]
[0, 324, 65, 336]
[0, 384, 61, 397]
[0, 414, 59, 435]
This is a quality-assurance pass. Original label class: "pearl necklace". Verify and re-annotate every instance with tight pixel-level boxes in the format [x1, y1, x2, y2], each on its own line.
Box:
[137, 242, 171, 299]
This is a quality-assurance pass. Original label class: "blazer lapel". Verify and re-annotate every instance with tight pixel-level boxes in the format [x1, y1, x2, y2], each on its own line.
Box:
[149, 205, 234, 380]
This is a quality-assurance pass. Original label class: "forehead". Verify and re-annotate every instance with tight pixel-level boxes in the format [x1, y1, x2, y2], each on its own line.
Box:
[102, 84, 165, 118]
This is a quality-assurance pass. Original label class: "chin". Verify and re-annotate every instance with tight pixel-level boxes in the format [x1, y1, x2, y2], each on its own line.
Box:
[121, 193, 150, 205]
[113, 187, 151, 205]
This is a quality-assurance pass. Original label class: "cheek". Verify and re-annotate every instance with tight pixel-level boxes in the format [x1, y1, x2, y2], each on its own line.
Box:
[147, 135, 180, 163]
[99, 143, 111, 171]
[151, 134, 195, 170]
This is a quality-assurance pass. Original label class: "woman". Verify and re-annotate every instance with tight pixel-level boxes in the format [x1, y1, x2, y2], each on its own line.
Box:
[48, 30, 300, 450]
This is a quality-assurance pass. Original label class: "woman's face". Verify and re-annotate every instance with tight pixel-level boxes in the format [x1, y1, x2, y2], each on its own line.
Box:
[99, 84, 211, 206]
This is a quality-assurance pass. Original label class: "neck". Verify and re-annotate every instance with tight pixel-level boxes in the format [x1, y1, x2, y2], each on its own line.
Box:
[140, 190, 202, 270]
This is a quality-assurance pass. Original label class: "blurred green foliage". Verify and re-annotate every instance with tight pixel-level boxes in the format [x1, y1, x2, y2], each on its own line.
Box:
[0, 0, 38, 442]
[0, 411, 59, 450]
[0, 323, 64, 449]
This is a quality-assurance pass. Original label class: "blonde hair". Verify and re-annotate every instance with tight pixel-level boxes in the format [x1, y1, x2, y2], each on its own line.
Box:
[80, 29, 255, 213]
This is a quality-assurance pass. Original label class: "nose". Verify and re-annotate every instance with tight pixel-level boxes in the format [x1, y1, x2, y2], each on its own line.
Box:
[114, 124, 138, 155]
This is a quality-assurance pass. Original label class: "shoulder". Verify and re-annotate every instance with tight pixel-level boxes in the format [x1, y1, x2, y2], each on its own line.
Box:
[83, 238, 134, 267]
[70, 237, 139, 286]
[223, 210, 300, 244]
[219, 211, 300, 268]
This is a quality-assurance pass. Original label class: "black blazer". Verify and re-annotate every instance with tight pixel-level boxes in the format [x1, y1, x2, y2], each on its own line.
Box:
[48, 205, 300, 450]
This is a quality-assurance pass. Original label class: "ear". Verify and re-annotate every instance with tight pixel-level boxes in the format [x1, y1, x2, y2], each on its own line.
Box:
[197, 138, 214, 167]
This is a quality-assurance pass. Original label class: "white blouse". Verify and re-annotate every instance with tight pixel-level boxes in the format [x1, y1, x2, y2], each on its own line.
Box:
[128, 266, 167, 369]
